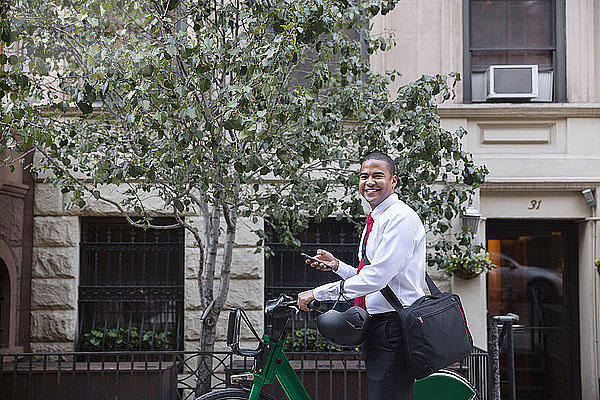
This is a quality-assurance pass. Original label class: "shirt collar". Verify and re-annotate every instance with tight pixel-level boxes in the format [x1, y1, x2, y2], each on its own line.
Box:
[370, 193, 399, 219]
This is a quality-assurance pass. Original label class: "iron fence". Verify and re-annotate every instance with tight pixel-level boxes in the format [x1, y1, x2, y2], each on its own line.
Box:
[0, 349, 487, 400]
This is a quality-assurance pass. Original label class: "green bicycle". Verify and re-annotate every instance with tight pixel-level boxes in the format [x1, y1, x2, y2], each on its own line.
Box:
[197, 294, 478, 400]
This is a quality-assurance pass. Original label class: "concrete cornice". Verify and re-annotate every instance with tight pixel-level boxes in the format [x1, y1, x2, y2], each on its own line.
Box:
[481, 177, 600, 192]
[437, 103, 600, 119]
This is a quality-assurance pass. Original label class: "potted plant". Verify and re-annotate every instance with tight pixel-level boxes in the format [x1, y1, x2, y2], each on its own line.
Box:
[445, 251, 495, 279]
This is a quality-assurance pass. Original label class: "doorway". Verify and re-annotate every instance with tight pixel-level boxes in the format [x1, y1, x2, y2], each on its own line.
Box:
[486, 220, 581, 400]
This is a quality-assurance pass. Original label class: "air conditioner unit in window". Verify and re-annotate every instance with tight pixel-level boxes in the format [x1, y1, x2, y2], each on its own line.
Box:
[486, 65, 538, 100]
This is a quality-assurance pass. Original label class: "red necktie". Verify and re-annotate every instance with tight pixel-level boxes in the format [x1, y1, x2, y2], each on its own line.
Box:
[354, 214, 374, 308]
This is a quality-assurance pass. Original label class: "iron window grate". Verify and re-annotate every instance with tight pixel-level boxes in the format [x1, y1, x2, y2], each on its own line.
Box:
[78, 217, 184, 351]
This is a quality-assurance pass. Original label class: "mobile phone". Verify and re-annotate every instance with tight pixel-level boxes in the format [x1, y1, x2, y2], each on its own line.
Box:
[300, 252, 332, 271]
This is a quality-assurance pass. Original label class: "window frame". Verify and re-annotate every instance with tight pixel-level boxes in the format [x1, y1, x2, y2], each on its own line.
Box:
[463, 0, 566, 103]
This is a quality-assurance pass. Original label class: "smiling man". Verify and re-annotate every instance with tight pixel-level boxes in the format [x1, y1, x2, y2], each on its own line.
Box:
[298, 151, 426, 400]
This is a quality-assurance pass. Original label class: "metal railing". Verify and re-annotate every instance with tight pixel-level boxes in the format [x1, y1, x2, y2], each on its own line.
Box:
[0, 348, 487, 400]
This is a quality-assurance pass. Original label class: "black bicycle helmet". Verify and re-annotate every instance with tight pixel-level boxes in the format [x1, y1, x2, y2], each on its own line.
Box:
[316, 305, 370, 347]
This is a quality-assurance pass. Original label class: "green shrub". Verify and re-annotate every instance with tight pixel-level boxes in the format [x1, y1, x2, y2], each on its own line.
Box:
[82, 327, 175, 351]
[444, 251, 495, 278]
[284, 328, 360, 352]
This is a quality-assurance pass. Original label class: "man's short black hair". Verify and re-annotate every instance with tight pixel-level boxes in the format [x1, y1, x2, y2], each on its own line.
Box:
[361, 151, 395, 176]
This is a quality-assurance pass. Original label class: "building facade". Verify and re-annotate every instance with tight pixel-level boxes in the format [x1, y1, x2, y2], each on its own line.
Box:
[371, 0, 600, 398]
[0, 1, 598, 399]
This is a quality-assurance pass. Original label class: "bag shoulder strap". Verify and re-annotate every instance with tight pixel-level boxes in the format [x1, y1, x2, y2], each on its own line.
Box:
[380, 272, 439, 312]
[360, 221, 442, 308]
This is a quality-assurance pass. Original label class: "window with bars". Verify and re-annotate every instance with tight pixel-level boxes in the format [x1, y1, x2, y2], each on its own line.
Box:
[77, 218, 184, 351]
[265, 218, 361, 352]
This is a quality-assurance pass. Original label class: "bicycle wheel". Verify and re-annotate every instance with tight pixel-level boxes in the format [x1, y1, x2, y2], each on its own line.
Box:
[195, 388, 279, 400]
[413, 369, 479, 400]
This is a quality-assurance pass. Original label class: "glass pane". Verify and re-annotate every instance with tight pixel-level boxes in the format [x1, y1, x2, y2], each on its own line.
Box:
[471, 0, 554, 49]
[488, 235, 565, 327]
[487, 223, 576, 400]
[471, 50, 552, 69]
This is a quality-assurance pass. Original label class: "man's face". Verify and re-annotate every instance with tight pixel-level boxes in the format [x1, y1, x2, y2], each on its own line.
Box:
[358, 159, 397, 209]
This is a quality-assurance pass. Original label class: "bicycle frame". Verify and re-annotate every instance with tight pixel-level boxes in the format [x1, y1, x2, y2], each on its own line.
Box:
[227, 295, 312, 400]
[226, 295, 478, 400]
[244, 335, 310, 400]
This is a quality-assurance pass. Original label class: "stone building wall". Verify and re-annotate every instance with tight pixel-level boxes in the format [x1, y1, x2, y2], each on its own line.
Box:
[31, 186, 80, 352]
[183, 217, 265, 352]
[31, 182, 264, 352]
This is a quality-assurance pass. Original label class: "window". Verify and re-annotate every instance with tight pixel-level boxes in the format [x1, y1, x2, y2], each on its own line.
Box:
[265, 219, 360, 351]
[78, 218, 184, 351]
[265, 219, 360, 299]
[464, 0, 565, 102]
[289, 27, 364, 88]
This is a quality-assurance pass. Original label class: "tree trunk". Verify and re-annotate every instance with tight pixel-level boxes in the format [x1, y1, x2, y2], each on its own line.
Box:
[195, 308, 220, 396]
[194, 202, 238, 396]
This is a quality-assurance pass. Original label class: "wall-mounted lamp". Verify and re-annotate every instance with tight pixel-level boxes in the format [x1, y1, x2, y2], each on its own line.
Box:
[462, 203, 482, 235]
[581, 189, 596, 208]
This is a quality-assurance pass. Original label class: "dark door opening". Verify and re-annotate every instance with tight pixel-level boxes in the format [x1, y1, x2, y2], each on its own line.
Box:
[486, 220, 581, 400]
[0, 258, 8, 348]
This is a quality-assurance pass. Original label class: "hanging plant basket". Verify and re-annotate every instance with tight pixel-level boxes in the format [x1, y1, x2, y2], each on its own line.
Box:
[453, 263, 481, 280]
[445, 252, 495, 279]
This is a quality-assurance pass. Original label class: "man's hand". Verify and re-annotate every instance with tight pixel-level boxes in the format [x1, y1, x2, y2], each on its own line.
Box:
[305, 249, 339, 271]
[297, 289, 315, 311]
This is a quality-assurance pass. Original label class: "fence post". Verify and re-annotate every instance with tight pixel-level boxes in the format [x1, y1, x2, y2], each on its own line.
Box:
[491, 313, 519, 400]
[488, 315, 501, 400]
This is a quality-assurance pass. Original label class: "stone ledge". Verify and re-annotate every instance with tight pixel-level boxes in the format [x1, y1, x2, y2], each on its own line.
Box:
[438, 103, 600, 119]
[30, 342, 75, 353]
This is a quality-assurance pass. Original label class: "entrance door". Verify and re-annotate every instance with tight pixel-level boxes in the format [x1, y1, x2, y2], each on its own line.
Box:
[486, 220, 580, 400]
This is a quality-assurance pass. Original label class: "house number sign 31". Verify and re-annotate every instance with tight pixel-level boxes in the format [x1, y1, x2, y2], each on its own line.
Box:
[528, 200, 542, 210]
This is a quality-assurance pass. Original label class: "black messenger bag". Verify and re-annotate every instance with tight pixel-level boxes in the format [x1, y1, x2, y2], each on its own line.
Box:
[359, 231, 472, 380]
[380, 275, 473, 380]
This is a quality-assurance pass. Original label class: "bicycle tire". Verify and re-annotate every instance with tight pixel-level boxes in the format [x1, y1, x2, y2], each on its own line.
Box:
[195, 388, 279, 400]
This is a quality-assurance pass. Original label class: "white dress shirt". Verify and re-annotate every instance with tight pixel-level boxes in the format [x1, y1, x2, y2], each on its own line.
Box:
[313, 193, 426, 314]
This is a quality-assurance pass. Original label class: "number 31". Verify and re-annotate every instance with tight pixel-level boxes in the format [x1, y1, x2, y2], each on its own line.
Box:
[528, 200, 542, 210]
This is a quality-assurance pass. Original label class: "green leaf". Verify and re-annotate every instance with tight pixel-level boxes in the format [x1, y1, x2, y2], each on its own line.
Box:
[77, 101, 93, 114]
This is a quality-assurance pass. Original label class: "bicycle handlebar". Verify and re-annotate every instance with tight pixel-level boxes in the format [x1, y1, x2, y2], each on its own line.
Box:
[227, 294, 321, 358]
